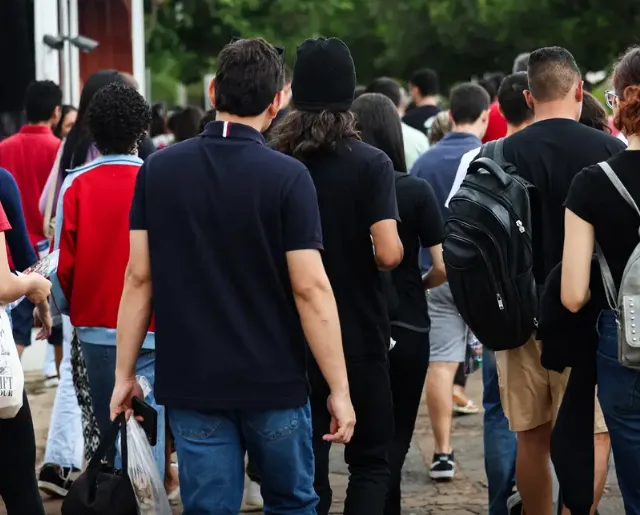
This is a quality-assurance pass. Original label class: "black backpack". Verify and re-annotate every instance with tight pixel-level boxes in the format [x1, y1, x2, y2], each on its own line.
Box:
[443, 138, 538, 351]
[381, 172, 411, 321]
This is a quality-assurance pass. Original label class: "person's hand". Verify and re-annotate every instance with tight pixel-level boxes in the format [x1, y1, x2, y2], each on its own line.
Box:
[33, 301, 53, 340]
[25, 274, 51, 305]
[324, 391, 356, 444]
[110, 375, 143, 422]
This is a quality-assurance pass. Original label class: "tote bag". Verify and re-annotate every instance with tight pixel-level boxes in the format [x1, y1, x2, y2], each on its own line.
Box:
[0, 305, 24, 418]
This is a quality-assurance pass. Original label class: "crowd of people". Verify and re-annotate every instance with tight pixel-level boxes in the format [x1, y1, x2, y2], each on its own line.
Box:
[0, 33, 639, 515]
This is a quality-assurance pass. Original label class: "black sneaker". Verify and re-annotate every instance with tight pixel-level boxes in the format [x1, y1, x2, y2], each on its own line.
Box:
[38, 463, 73, 498]
[507, 487, 523, 515]
[429, 452, 455, 480]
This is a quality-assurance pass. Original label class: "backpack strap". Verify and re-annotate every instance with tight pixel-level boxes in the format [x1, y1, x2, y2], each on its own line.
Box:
[478, 138, 506, 168]
[593, 161, 640, 311]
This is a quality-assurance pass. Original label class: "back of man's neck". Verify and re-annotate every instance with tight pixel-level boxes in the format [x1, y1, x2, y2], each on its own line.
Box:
[215, 112, 264, 134]
[416, 96, 438, 108]
[506, 120, 533, 137]
[533, 102, 578, 123]
[28, 122, 51, 129]
[453, 124, 482, 139]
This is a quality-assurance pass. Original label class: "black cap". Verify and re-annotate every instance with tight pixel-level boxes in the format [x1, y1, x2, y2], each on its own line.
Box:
[292, 37, 356, 113]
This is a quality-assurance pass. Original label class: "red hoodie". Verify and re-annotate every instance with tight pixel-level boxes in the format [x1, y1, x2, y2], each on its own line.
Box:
[52, 154, 155, 347]
[482, 101, 508, 143]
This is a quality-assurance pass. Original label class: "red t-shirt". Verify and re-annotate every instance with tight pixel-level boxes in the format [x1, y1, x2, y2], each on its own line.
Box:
[0, 125, 60, 248]
[0, 201, 11, 232]
[482, 101, 508, 143]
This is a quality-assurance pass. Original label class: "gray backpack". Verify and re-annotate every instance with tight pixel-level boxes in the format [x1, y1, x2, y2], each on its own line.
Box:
[595, 161, 640, 369]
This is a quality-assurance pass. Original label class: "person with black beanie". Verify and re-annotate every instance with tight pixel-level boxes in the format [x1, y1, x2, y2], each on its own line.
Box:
[271, 37, 404, 515]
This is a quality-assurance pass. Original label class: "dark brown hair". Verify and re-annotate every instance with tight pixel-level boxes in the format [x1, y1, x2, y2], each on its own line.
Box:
[269, 109, 358, 160]
[527, 46, 581, 102]
[580, 91, 610, 133]
[613, 46, 640, 136]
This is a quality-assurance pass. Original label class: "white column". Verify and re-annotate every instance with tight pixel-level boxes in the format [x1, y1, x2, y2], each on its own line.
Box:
[59, 0, 72, 104]
[33, 0, 61, 84]
[131, 0, 146, 97]
[68, 0, 80, 106]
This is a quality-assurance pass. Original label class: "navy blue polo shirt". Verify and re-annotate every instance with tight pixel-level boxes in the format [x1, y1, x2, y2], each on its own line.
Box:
[410, 132, 481, 270]
[130, 121, 323, 411]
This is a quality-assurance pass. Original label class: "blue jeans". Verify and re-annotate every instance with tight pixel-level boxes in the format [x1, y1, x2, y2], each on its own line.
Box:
[482, 347, 517, 515]
[81, 342, 165, 478]
[168, 401, 318, 515]
[597, 310, 640, 514]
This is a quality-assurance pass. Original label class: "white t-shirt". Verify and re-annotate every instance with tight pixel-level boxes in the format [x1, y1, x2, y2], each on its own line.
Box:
[445, 146, 481, 207]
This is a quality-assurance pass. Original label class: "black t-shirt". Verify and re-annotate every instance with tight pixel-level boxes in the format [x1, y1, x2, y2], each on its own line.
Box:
[391, 173, 443, 331]
[565, 150, 640, 289]
[402, 105, 441, 135]
[502, 118, 625, 283]
[304, 138, 399, 358]
[130, 121, 323, 411]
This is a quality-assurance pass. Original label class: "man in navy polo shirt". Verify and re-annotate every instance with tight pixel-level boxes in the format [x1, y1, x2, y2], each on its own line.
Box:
[111, 38, 356, 514]
[410, 82, 490, 481]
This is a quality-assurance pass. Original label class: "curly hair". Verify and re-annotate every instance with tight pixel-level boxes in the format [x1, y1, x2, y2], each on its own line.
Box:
[613, 46, 640, 136]
[268, 109, 358, 160]
[87, 82, 151, 156]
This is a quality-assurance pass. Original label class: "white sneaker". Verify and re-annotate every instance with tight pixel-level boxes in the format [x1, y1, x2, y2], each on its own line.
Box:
[43, 375, 59, 388]
[244, 480, 263, 511]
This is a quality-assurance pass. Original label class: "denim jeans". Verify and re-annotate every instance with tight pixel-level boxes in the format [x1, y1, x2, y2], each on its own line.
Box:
[482, 347, 517, 515]
[168, 401, 317, 515]
[81, 342, 165, 478]
[597, 310, 640, 514]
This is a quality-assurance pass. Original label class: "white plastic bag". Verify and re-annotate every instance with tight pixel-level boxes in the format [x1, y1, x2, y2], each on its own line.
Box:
[0, 306, 24, 418]
[126, 416, 172, 515]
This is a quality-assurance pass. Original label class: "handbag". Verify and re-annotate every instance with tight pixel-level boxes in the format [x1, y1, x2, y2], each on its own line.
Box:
[43, 142, 64, 240]
[62, 412, 137, 515]
[0, 306, 24, 418]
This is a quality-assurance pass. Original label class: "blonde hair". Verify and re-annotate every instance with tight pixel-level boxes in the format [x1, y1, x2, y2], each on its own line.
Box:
[428, 110, 452, 144]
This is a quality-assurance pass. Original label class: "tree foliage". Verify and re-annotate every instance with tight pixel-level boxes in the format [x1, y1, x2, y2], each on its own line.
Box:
[146, 0, 640, 94]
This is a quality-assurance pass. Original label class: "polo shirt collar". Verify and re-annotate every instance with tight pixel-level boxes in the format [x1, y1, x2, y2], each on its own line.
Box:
[19, 124, 53, 136]
[203, 121, 265, 144]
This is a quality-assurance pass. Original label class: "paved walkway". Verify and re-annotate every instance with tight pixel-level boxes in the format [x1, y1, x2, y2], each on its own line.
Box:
[0, 371, 625, 514]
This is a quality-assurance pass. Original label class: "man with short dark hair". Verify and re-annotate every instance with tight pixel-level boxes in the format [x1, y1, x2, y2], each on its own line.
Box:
[366, 77, 429, 168]
[403, 68, 441, 135]
[0, 80, 62, 358]
[513, 52, 530, 73]
[411, 82, 490, 480]
[497, 46, 624, 515]
[111, 37, 355, 514]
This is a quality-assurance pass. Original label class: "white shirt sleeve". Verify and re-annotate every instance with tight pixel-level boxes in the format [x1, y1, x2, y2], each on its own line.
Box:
[445, 147, 481, 207]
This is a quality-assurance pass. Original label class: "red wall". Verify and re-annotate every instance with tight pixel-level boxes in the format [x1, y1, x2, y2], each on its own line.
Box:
[78, 0, 133, 85]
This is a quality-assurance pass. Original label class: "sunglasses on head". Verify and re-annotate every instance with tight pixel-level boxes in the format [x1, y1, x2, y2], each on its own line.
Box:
[229, 37, 286, 62]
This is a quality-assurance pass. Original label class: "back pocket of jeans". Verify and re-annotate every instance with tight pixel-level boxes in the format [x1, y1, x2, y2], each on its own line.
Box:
[171, 410, 222, 441]
[246, 407, 301, 441]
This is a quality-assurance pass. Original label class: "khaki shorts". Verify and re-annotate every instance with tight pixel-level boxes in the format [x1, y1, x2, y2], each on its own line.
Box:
[496, 338, 607, 434]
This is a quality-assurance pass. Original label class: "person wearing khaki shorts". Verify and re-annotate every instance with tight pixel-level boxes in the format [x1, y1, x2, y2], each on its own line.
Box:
[496, 337, 611, 514]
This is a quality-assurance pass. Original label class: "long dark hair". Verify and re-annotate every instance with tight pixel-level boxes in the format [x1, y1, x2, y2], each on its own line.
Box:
[269, 109, 358, 161]
[351, 93, 407, 173]
[54, 105, 77, 139]
[60, 70, 126, 173]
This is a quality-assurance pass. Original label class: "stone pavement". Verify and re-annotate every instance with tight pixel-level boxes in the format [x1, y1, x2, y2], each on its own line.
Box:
[0, 372, 624, 514]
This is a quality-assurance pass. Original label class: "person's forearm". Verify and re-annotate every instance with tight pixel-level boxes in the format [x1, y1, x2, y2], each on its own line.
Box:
[422, 267, 446, 289]
[0, 273, 33, 304]
[295, 288, 350, 395]
[115, 277, 152, 380]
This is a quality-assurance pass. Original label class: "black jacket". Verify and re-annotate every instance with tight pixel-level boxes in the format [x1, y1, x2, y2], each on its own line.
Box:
[537, 258, 606, 515]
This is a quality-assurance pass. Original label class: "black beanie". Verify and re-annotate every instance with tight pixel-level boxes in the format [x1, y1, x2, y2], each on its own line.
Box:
[292, 37, 356, 113]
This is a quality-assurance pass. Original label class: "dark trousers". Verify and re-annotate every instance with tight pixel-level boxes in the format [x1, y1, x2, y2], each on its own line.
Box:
[385, 326, 430, 515]
[0, 392, 45, 515]
[454, 358, 467, 388]
[310, 356, 394, 515]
